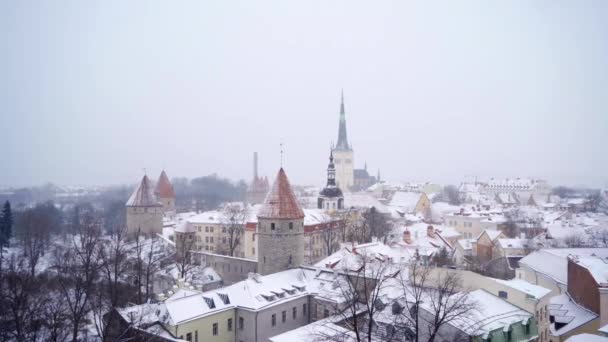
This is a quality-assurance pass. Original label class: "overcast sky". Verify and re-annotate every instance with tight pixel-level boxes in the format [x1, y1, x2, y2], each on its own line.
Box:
[1, 1, 607, 189]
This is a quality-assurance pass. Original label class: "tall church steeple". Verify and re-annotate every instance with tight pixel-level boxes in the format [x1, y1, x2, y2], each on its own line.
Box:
[327, 150, 336, 187]
[336, 90, 351, 151]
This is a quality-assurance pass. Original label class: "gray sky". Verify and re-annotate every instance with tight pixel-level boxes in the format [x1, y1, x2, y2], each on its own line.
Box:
[2, 1, 607, 189]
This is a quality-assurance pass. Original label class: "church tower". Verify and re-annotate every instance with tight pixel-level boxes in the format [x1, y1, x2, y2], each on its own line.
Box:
[318, 150, 344, 212]
[256, 168, 305, 275]
[126, 174, 163, 236]
[332, 91, 354, 191]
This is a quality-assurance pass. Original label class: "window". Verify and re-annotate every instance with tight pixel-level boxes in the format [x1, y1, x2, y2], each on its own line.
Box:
[210, 237, 214, 243]
[303, 303, 307, 315]
[222, 227, 226, 233]
[271, 223, 276, 230]
[197, 227, 201, 232]
[252, 234, 255, 241]
[324, 309, 330, 318]
[282, 310, 286, 323]
[227, 318, 232, 331]
[212, 323, 218, 336]
[293, 307, 297, 319]
[289, 255, 292, 265]
[205, 227, 209, 232]
[239, 317, 244, 330]
[210, 227, 214, 233]
[271, 314, 276, 327]
[186, 332, 192, 341]
[498, 291, 508, 299]
[195, 330, 198, 342]
[289, 222, 293, 229]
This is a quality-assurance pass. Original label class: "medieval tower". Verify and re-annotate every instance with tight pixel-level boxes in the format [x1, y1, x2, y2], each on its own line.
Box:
[256, 168, 305, 275]
[318, 150, 344, 212]
[126, 174, 163, 235]
[154, 170, 176, 217]
[332, 92, 354, 191]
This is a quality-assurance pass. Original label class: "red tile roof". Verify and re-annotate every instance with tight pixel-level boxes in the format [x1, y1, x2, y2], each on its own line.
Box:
[257, 168, 304, 219]
[155, 170, 175, 198]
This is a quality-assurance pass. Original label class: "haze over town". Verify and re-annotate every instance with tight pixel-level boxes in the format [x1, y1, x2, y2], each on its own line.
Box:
[2, 1, 608, 189]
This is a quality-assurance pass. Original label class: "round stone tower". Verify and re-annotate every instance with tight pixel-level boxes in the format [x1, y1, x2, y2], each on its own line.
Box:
[256, 168, 305, 275]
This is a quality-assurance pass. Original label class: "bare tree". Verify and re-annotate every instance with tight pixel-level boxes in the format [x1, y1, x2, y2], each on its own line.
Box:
[142, 235, 164, 302]
[175, 236, 196, 280]
[15, 207, 51, 275]
[563, 233, 585, 247]
[362, 207, 391, 244]
[0, 255, 48, 341]
[394, 263, 477, 342]
[219, 204, 249, 257]
[321, 224, 340, 257]
[315, 252, 397, 342]
[94, 227, 131, 339]
[53, 216, 102, 342]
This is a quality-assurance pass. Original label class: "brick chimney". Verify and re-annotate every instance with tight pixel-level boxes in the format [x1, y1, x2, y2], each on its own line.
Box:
[427, 225, 435, 238]
[403, 229, 412, 244]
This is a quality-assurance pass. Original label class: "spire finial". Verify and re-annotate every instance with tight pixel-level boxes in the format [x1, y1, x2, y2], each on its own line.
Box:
[143, 168, 147, 176]
[340, 89, 345, 115]
[280, 143, 284, 168]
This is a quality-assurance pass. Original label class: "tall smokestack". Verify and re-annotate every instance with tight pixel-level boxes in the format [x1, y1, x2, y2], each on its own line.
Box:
[253, 152, 259, 179]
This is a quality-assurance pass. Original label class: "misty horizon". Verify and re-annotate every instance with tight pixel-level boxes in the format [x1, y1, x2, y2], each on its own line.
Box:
[2, 1, 607, 189]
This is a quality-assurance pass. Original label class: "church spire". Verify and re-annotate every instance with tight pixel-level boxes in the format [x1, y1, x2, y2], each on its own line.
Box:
[336, 90, 351, 151]
[327, 149, 336, 187]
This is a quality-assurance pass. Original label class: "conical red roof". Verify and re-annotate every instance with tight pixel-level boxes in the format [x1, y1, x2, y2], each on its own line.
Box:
[126, 175, 162, 207]
[257, 168, 304, 219]
[155, 170, 175, 198]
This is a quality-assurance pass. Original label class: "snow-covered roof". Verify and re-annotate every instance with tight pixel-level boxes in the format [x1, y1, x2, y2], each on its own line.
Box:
[269, 318, 356, 342]
[126, 175, 162, 207]
[571, 254, 608, 285]
[497, 238, 529, 250]
[492, 278, 551, 299]
[391, 223, 455, 256]
[303, 209, 334, 226]
[519, 248, 608, 285]
[343, 193, 389, 213]
[565, 334, 608, 342]
[481, 229, 503, 241]
[549, 293, 598, 336]
[454, 289, 533, 337]
[315, 242, 413, 272]
[387, 191, 422, 211]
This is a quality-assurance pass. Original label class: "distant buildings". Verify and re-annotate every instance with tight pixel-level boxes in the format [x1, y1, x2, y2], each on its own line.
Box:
[246, 152, 269, 205]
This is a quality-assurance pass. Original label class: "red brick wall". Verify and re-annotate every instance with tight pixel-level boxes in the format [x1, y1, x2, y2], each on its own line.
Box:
[568, 259, 600, 314]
